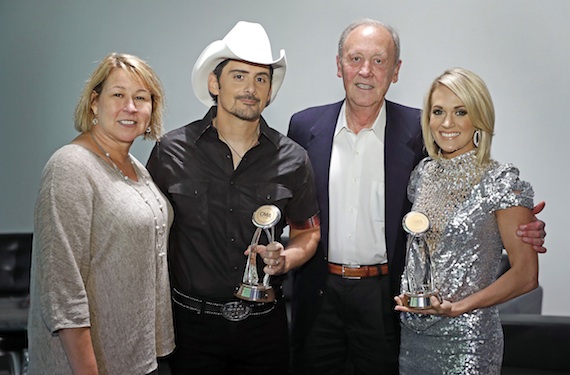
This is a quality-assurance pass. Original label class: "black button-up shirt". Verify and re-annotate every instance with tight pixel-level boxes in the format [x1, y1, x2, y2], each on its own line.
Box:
[147, 107, 319, 301]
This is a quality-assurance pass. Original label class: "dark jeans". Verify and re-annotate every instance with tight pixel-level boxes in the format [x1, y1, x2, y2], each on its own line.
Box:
[170, 298, 289, 375]
[292, 274, 400, 375]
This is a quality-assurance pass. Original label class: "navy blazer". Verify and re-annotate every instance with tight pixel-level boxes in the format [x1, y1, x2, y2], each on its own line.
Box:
[287, 100, 424, 346]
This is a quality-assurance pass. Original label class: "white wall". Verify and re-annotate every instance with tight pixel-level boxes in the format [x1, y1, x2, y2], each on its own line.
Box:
[1, 0, 568, 315]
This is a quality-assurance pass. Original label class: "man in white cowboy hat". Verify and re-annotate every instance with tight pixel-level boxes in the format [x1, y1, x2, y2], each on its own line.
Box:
[147, 21, 320, 374]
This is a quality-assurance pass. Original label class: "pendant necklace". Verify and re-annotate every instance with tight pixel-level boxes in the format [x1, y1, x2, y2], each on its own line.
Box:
[216, 124, 260, 160]
[90, 131, 167, 257]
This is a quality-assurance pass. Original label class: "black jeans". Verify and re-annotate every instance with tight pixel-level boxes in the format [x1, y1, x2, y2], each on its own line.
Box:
[170, 298, 290, 375]
[293, 274, 399, 375]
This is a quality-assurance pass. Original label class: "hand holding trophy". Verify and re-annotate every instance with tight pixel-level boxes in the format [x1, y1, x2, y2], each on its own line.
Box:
[235, 205, 282, 303]
[401, 211, 440, 309]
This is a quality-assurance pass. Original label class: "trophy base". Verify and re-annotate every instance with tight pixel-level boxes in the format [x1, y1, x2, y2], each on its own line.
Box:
[235, 283, 275, 303]
[404, 291, 439, 309]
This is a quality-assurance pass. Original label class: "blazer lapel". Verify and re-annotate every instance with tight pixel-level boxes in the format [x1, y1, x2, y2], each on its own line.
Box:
[306, 101, 343, 255]
[384, 101, 423, 268]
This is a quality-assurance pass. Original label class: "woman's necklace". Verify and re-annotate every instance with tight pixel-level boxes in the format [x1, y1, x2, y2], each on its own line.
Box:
[90, 132, 167, 258]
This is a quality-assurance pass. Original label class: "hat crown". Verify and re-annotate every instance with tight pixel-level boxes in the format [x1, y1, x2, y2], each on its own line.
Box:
[223, 21, 276, 65]
[191, 21, 287, 107]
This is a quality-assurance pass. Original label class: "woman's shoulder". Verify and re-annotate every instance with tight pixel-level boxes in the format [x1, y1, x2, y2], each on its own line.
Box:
[43, 144, 102, 178]
[48, 143, 95, 162]
[482, 159, 534, 208]
[413, 156, 434, 173]
[485, 159, 524, 181]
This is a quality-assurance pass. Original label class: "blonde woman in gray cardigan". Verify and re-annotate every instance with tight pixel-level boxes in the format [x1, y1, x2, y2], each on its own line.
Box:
[28, 53, 174, 375]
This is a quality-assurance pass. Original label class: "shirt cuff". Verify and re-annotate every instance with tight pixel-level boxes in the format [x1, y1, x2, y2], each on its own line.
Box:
[288, 213, 320, 230]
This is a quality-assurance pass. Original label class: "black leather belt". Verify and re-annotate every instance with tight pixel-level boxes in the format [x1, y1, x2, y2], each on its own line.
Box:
[172, 288, 276, 322]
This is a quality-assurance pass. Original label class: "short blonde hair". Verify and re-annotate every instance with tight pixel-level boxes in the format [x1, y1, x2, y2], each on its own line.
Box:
[421, 67, 495, 164]
[74, 53, 165, 141]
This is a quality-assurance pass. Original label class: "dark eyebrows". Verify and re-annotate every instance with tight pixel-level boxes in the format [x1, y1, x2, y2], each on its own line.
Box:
[227, 69, 270, 79]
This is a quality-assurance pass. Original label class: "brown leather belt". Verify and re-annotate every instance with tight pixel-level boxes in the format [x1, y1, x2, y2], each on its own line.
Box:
[328, 263, 389, 279]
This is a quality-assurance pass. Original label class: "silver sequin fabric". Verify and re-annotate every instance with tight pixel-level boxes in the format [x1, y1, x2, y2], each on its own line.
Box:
[399, 150, 534, 375]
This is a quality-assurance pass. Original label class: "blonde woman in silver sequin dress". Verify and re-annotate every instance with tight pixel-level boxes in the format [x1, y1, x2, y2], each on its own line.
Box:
[28, 53, 174, 374]
[394, 68, 539, 375]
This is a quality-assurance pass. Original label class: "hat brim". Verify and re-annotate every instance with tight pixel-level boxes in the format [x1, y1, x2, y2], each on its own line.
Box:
[192, 40, 287, 107]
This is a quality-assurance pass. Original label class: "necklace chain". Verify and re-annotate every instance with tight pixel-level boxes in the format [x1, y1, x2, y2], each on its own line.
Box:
[217, 125, 260, 159]
[90, 132, 167, 257]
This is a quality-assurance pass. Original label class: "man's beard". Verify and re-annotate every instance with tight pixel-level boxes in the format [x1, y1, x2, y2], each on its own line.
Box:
[229, 95, 262, 121]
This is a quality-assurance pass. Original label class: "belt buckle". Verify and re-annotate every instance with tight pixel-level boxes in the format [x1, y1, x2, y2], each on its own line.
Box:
[221, 301, 251, 322]
[341, 264, 362, 280]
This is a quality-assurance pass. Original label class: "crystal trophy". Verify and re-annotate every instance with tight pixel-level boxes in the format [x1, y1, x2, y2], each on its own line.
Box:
[235, 205, 282, 303]
[402, 211, 439, 309]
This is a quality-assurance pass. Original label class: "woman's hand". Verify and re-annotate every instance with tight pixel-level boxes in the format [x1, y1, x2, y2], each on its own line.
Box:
[394, 295, 460, 317]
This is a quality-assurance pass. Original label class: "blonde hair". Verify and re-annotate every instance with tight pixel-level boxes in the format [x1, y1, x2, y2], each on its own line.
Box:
[74, 53, 165, 141]
[421, 67, 495, 164]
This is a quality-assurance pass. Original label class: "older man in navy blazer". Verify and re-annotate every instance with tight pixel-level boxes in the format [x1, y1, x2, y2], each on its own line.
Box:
[287, 19, 422, 374]
[287, 18, 547, 375]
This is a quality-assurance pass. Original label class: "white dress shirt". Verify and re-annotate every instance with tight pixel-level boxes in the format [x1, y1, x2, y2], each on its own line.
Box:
[328, 101, 387, 265]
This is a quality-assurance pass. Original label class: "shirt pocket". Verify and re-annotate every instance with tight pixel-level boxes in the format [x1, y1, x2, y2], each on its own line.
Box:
[254, 183, 293, 218]
[168, 181, 209, 227]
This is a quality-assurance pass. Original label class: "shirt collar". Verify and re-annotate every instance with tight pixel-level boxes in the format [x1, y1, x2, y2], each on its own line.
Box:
[196, 106, 280, 149]
[334, 100, 387, 143]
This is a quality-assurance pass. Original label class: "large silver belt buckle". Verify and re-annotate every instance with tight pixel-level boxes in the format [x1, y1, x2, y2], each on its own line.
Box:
[221, 301, 251, 322]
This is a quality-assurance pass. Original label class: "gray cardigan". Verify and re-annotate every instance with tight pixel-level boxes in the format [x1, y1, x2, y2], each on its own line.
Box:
[28, 144, 174, 374]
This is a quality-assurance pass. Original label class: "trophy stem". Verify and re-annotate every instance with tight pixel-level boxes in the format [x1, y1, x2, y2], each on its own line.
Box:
[402, 212, 439, 309]
[235, 205, 281, 303]
[262, 227, 273, 288]
[243, 228, 262, 284]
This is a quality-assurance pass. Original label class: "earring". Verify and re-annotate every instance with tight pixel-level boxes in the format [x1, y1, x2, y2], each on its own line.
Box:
[92, 118, 98, 125]
[473, 130, 481, 147]
[145, 127, 151, 134]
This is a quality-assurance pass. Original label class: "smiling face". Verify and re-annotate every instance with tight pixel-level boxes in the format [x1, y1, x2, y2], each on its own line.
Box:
[90, 68, 152, 145]
[429, 84, 477, 159]
[336, 24, 401, 111]
[209, 60, 272, 122]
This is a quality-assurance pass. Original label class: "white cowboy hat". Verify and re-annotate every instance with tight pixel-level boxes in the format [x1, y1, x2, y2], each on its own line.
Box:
[191, 21, 287, 107]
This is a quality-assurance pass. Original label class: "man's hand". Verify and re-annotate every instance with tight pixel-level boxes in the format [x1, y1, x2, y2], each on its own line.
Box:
[245, 242, 286, 276]
[516, 201, 547, 253]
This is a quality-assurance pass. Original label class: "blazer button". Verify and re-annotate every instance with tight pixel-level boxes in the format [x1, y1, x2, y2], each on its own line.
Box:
[318, 289, 325, 297]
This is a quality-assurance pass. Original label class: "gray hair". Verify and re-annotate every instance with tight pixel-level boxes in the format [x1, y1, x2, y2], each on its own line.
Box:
[337, 18, 401, 63]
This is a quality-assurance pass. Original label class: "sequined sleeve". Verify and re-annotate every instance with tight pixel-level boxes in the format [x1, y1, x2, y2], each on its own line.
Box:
[407, 157, 431, 203]
[483, 163, 534, 212]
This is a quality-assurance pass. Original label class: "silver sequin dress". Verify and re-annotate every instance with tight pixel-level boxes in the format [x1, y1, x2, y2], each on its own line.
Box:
[399, 150, 534, 375]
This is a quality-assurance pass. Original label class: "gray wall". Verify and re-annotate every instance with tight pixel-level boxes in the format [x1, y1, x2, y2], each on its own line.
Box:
[1, 0, 568, 315]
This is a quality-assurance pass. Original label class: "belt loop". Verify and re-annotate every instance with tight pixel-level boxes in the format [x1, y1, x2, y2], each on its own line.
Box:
[199, 298, 206, 315]
[375, 264, 382, 279]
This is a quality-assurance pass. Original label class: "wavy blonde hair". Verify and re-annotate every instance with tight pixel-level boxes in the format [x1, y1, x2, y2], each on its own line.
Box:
[74, 52, 165, 141]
